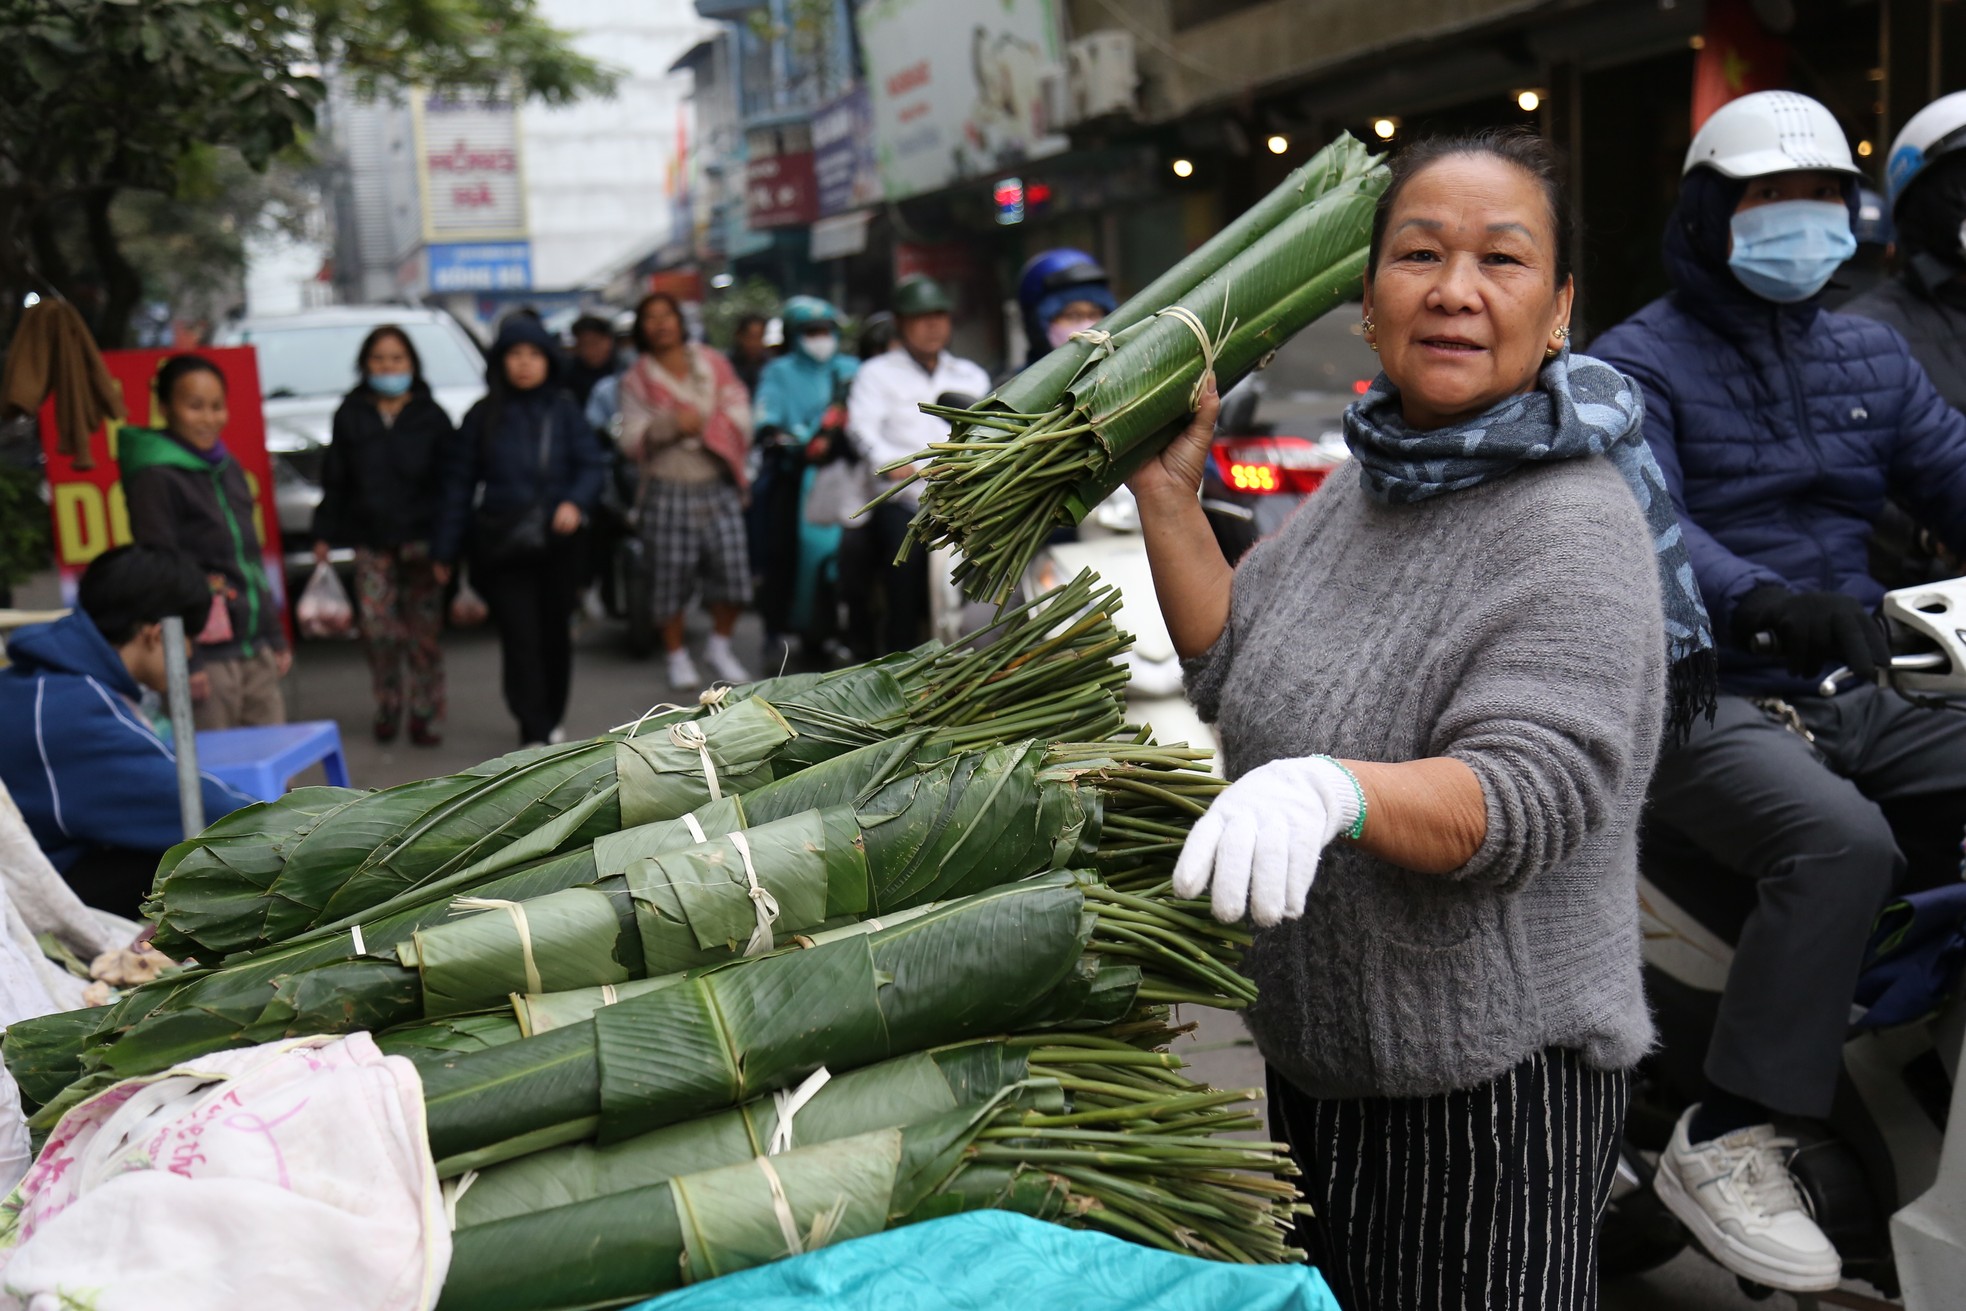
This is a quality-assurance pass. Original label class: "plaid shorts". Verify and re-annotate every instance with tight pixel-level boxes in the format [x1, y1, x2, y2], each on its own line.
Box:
[641, 479, 753, 617]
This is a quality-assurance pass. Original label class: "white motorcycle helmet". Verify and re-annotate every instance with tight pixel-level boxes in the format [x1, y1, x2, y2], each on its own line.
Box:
[1885, 90, 1966, 211]
[1683, 90, 1861, 180]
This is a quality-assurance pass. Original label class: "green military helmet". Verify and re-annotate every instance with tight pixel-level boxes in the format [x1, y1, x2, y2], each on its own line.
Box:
[892, 275, 953, 317]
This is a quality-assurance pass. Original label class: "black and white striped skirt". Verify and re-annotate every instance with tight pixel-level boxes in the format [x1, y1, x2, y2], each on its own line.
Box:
[1270, 1047, 1630, 1311]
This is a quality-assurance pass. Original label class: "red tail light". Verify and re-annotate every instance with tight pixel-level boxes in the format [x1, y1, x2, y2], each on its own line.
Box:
[1210, 436, 1337, 496]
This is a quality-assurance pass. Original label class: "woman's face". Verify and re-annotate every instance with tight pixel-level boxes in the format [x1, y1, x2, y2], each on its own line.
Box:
[503, 342, 549, 390]
[164, 370, 228, 450]
[640, 300, 684, 352]
[365, 334, 412, 377]
[1363, 154, 1573, 431]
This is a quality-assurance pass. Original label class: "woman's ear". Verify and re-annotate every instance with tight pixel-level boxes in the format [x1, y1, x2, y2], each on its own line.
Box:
[1554, 275, 1575, 328]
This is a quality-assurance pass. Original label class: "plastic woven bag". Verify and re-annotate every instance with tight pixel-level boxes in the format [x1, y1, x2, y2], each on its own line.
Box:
[296, 562, 355, 639]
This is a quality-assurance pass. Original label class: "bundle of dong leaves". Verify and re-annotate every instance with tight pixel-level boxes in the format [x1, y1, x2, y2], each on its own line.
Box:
[881, 132, 1391, 602]
[2, 577, 1306, 1303]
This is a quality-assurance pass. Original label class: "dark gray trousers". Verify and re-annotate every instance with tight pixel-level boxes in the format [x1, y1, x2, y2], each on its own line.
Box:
[1647, 687, 1966, 1117]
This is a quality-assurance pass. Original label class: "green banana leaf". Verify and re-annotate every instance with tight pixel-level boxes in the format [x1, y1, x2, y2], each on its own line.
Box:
[509, 904, 943, 1039]
[374, 1012, 522, 1058]
[416, 875, 1113, 1164]
[404, 887, 636, 1019]
[1, 1007, 111, 1111]
[144, 786, 367, 958]
[451, 1041, 1029, 1227]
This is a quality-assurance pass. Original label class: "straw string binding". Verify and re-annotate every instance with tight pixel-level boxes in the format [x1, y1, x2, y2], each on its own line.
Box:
[730, 831, 778, 956]
[769, 1066, 832, 1156]
[669, 721, 721, 801]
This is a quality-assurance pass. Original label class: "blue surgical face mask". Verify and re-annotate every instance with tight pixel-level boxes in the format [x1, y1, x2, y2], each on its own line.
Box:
[1727, 199, 1857, 303]
[368, 371, 413, 397]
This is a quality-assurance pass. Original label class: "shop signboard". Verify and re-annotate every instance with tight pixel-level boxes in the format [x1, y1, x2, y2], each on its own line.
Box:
[417, 93, 528, 240]
[37, 347, 284, 618]
[745, 150, 820, 229]
[856, 0, 1068, 201]
[814, 85, 881, 217]
[428, 241, 534, 293]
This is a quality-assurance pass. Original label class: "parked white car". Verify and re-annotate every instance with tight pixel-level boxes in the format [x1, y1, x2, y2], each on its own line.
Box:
[212, 306, 486, 581]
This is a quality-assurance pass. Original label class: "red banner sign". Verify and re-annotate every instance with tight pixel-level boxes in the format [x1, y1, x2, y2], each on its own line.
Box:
[745, 151, 820, 229]
[37, 346, 286, 620]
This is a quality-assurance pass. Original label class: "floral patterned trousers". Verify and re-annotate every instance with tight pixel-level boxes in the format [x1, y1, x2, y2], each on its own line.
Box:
[355, 545, 445, 725]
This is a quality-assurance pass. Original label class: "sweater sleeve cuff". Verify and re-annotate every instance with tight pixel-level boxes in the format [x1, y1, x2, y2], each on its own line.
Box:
[1180, 627, 1233, 726]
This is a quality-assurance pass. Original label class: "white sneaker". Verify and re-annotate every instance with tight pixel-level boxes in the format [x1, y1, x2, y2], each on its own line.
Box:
[703, 635, 750, 685]
[666, 647, 701, 691]
[1655, 1107, 1841, 1292]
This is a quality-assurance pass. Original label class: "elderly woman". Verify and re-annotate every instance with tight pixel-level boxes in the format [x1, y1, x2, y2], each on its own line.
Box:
[1133, 130, 1714, 1309]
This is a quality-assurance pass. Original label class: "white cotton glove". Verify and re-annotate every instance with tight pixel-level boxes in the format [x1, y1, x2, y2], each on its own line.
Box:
[1174, 756, 1362, 927]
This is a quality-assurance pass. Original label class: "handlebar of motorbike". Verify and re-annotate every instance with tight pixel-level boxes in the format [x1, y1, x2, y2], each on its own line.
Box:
[1747, 630, 1946, 697]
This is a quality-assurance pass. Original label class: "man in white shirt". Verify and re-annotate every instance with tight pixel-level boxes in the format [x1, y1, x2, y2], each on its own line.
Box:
[843, 276, 991, 654]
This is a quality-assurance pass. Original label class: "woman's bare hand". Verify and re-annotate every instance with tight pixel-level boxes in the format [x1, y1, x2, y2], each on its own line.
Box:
[675, 405, 705, 436]
[1127, 374, 1218, 506]
[432, 562, 454, 586]
[551, 501, 583, 535]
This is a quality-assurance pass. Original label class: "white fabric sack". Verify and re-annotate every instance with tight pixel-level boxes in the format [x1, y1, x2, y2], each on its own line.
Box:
[0, 785, 131, 1008]
[0, 784, 136, 1194]
[0, 1033, 450, 1311]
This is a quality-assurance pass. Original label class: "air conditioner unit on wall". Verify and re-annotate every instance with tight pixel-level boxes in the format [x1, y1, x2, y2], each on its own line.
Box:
[1069, 31, 1138, 123]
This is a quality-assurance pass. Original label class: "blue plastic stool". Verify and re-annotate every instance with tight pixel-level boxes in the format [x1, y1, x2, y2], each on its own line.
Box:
[194, 721, 351, 801]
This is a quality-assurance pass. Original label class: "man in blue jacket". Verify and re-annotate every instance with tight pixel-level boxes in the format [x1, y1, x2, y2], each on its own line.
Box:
[1594, 91, 1966, 1292]
[0, 544, 254, 915]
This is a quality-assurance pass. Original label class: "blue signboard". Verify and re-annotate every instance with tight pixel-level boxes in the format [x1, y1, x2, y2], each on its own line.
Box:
[427, 242, 533, 293]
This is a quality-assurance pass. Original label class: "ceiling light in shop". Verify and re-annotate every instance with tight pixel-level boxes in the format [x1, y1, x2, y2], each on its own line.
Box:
[1266, 134, 1290, 155]
[1372, 118, 1399, 141]
[1172, 158, 1195, 178]
[1516, 89, 1541, 113]
[1857, 139, 1874, 158]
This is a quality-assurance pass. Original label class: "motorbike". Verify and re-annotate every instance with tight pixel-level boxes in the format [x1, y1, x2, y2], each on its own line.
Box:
[1604, 575, 1966, 1309]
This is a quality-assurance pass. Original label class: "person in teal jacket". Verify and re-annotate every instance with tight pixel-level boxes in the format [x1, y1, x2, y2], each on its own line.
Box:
[752, 296, 859, 664]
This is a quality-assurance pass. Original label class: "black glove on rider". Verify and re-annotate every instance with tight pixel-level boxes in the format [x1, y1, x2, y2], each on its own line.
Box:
[1731, 585, 1889, 679]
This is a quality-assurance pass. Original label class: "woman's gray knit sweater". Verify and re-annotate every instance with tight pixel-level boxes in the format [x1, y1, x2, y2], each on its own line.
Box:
[1184, 455, 1666, 1101]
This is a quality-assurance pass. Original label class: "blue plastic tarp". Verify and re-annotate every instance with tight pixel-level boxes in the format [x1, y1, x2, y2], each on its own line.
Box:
[630, 1211, 1341, 1311]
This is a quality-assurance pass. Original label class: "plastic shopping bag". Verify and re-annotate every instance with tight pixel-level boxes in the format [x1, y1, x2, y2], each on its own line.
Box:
[296, 562, 356, 639]
[448, 570, 489, 629]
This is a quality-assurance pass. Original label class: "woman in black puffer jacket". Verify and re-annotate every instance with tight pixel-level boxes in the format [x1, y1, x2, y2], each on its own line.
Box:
[312, 325, 455, 745]
[432, 315, 608, 747]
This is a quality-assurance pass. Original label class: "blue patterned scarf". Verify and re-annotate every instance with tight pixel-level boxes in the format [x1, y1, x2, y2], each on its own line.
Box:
[1344, 349, 1717, 739]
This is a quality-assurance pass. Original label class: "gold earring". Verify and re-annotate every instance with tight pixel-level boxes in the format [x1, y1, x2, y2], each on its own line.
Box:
[1545, 325, 1570, 361]
[1362, 315, 1378, 352]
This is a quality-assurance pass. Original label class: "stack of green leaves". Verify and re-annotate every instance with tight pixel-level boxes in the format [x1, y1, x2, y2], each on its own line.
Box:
[411, 871, 1252, 1173]
[882, 134, 1391, 601]
[12, 736, 1219, 1121]
[141, 570, 1133, 968]
[145, 697, 798, 963]
[437, 1060, 1304, 1311]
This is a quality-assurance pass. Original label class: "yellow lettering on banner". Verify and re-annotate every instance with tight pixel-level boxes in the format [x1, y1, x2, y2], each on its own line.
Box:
[243, 469, 266, 543]
[52, 485, 107, 567]
[108, 482, 130, 546]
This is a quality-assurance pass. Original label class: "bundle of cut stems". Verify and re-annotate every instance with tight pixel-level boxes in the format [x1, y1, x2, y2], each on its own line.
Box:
[878, 135, 1391, 602]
